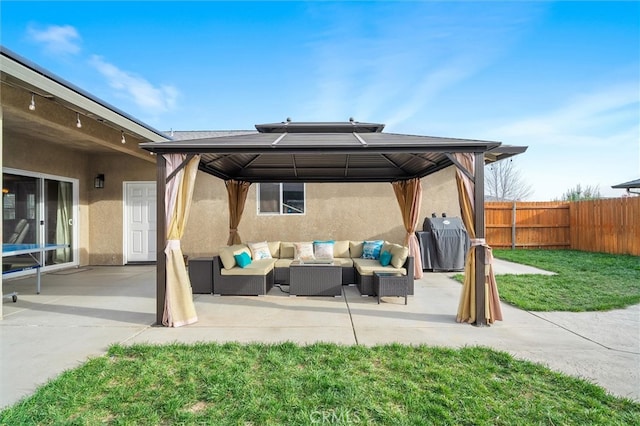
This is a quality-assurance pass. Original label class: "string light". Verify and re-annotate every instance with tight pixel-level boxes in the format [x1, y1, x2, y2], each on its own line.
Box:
[23, 92, 142, 148]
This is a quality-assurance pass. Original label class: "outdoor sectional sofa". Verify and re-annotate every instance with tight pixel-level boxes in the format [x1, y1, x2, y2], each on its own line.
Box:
[212, 240, 414, 297]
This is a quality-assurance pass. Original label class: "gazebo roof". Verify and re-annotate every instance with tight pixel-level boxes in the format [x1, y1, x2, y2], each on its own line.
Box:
[140, 121, 527, 183]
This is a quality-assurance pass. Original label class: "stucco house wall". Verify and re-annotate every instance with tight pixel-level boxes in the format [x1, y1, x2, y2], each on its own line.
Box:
[3, 129, 461, 267]
[88, 153, 156, 265]
[2, 133, 160, 265]
[3, 131, 91, 265]
[181, 165, 460, 258]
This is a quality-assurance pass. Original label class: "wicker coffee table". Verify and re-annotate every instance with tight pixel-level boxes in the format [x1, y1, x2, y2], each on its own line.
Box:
[373, 272, 408, 304]
[289, 261, 342, 296]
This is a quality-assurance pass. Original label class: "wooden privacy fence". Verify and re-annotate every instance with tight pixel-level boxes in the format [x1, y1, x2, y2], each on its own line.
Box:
[485, 197, 640, 256]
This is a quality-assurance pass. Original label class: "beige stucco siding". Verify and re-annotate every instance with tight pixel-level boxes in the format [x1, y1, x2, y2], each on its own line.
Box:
[3, 131, 461, 265]
[181, 165, 460, 258]
[2, 133, 156, 265]
[88, 153, 155, 265]
[3, 131, 91, 265]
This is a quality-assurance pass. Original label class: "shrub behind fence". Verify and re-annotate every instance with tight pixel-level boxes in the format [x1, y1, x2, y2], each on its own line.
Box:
[485, 197, 640, 256]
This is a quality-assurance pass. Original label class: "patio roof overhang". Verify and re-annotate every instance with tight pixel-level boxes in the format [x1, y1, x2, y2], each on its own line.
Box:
[140, 121, 527, 183]
[1, 46, 169, 162]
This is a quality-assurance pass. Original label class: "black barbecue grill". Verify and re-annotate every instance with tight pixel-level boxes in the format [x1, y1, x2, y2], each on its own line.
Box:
[417, 216, 469, 272]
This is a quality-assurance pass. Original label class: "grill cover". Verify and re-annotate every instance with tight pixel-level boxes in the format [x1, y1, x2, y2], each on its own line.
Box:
[419, 217, 469, 271]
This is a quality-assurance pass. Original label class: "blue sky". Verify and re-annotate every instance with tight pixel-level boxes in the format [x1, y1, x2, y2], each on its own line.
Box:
[1, 1, 638, 200]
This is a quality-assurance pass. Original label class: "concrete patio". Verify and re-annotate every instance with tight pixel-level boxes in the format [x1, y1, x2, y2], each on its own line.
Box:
[1, 260, 638, 409]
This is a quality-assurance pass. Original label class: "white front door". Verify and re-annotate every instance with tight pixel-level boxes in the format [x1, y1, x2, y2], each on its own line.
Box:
[124, 182, 156, 263]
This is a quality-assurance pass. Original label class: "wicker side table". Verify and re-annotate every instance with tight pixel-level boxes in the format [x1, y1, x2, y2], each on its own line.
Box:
[188, 257, 213, 294]
[373, 272, 408, 304]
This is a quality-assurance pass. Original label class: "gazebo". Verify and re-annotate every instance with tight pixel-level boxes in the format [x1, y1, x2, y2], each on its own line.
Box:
[140, 120, 526, 327]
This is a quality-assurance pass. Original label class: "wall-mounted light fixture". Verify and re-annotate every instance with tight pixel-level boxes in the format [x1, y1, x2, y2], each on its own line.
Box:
[29, 93, 36, 111]
[121, 131, 126, 144]
[76, 113, 82, 128]
[94, 174, 105, 189]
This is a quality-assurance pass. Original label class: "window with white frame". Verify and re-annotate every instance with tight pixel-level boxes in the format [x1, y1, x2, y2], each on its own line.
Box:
[258, 183, 305, 215]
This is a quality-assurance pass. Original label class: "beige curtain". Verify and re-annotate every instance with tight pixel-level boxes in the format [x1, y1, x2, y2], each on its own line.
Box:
[225, 180, 251, 245]
[453, 153, 503, 325]
[392, 178, 424, 279]
[162, 154, 200, 327]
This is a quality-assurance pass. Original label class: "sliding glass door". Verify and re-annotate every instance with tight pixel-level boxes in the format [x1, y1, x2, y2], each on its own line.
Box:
[45, 179, 73, 266]
[2, 169, 78, 273]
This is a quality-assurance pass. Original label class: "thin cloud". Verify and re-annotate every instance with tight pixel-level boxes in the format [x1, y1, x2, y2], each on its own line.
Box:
[27, 24, 81, 55]
[383, 58, 478, 129]
[89, 55, 179, 114]
[477, 83, 640, 200]
[494, 83, 639, 148]
[304, 1, 543, 128]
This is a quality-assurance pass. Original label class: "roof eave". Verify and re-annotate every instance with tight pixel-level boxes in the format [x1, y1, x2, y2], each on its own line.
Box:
[485, 145, 528, 163]
[1, 45, 170, 142]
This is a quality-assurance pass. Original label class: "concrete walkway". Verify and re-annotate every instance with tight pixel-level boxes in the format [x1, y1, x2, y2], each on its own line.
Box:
[1, 262, 638, 409]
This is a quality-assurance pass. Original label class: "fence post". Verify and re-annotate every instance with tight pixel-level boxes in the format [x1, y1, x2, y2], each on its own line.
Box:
[511, 201, 516, 250]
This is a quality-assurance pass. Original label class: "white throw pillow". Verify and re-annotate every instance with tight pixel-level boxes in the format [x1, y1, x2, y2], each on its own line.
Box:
[314, 241, 335, 259]
[293, 242, 315, 260]
[248, 241, 272, 260]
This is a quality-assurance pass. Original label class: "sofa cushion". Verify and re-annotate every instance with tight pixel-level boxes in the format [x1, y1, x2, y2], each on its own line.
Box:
[274, 258, 294, 268]
[331, 257, 353, 267]
[294, 242, 315, 260]
[390, 244, 410, 269]
[248, 241, 272, 260]
[353, 258, 406, 276]
[280, 242, 295, 259]
[333, 240, 350, 258]
[220, 258, 276, 276]
[314, 240, 334, 259]
[349, 241, 364, 258]
[382, 241, 394, 257]
[219, 244, 250, 270]
[267, 241, 281, 258]
[234, 252, 252, 268]
[362, 240, 384, 259]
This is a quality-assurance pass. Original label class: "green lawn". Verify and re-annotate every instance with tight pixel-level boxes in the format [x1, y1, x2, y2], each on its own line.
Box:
[487, 249, 639, 312]
[1, 343, 638, 425]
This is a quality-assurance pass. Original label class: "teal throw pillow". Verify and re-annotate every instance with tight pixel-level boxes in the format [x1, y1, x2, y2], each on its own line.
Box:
[379, 250, 392, 266]
[362, 240, 384, 259]
[234, 252, 252, 268]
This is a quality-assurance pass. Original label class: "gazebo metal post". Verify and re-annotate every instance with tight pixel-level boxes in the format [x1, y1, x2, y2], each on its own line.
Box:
[473, 151, 486, 326]
[156, 154, 167, 325]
